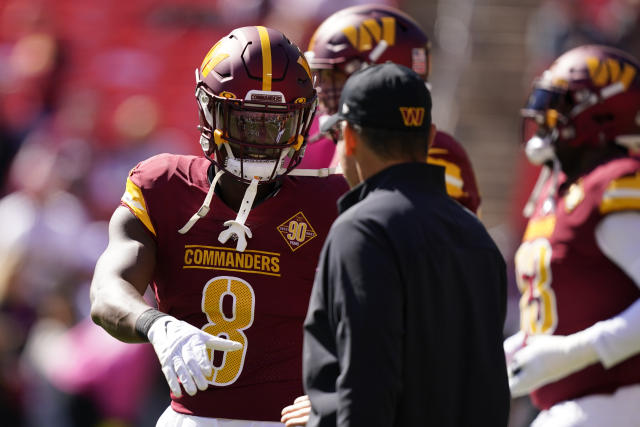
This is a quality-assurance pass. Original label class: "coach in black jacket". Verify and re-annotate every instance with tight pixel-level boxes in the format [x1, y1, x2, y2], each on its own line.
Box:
[302, 63, 510, 427]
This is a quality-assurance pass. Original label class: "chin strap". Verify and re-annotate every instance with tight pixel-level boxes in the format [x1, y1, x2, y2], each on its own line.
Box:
[218, 177, 259, 252]
[178, 169, 225, 234]
[543, 157, 561, 215]
[523, 165, 550, 218]
[522, 157, 561, 218]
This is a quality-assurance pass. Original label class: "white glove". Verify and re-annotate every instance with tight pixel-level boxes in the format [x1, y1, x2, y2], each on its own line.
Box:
[503, 330, 526, 366]
[506, 331, 599, 398]
[147, 315, 242, 397]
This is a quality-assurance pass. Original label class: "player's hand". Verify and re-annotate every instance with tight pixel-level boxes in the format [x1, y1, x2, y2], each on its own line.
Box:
[147, 315, 242, 398]
[281, 395, 311, 426]
[503, 330, 526, 366]
[507, 332, 598, 398]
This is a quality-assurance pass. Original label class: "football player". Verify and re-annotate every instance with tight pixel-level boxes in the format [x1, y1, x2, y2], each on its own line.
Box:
[298, 4, 482, 215]
[505, 44, 640, 426]
[89, 26, 348, 426]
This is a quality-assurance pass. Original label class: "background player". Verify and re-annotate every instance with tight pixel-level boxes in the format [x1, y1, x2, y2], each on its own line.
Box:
[90, 26, 348, 426]
[299, 4, 482, 215]
[505, 44, 640, 426]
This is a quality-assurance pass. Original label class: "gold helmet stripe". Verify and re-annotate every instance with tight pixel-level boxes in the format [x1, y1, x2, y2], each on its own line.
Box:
[297, 55, 312, 79]
[257, 26, 273, 91]
[201, 41, 229, 78]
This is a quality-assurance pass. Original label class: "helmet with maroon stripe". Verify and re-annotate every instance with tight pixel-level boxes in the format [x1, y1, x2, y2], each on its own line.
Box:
[195, 26, 317, 183]
[306, 5, 430, 115]
[521, 44, 640, 166]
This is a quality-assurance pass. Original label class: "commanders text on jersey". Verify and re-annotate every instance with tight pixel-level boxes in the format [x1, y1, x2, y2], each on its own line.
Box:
[183, 245, 281, 277]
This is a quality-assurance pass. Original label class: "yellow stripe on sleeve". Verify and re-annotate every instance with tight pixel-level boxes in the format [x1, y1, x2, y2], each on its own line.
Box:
[600, 195, 640, 214]
[256, 26, 272, 91]
[600, 172, 640, 214]
[427, 156, 464, 198]
[122, 178, 157, 236]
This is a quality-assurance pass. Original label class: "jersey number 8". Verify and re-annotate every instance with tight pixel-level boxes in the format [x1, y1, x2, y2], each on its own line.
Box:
[201, 276, 255, 385]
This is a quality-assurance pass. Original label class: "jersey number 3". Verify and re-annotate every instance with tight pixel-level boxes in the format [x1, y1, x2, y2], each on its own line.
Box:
[201, 276, 255, 385]
[515, 238, 558, 335]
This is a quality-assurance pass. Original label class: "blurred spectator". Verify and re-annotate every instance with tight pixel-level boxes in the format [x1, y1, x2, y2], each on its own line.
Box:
[0, 0, 66, 193]
[86, 94, 187, 220]
[0, 140, 97, 426]
[23, 315, 160, 426]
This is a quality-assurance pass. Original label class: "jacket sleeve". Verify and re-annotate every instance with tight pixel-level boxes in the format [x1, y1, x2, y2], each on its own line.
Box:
[304, 216, 404, 426]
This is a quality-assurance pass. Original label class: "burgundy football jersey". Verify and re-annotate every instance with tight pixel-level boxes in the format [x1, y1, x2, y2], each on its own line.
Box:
[121, 153, 349, 420]
[515, 156, 640, 409]
[427, 131, 481, 214]
[301, 124, 483, 214]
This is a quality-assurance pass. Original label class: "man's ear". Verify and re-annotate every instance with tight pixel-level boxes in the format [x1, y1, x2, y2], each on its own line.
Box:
[427, 123, 437, 148]
[343, 122, 357, 156]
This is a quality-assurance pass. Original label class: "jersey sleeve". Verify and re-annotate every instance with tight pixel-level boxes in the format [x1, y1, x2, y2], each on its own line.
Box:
[600, 171, 640, 214]
[121, 169, 157, 236]
[120, 154, 178, 237]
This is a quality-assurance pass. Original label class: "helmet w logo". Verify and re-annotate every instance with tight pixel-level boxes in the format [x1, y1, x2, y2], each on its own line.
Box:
[342, 17, 396, 52]
[399, 107, 425, 126]
[586, 56, 637, 89]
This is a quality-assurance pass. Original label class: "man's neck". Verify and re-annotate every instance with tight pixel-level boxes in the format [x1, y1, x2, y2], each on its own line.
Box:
[355, 148, 418, 183]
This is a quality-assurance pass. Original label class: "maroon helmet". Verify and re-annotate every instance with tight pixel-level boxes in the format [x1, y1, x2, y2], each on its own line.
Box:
[195, 26, 317, 183]
[521, 44, 640, 165]
[306, 5, 430, 114]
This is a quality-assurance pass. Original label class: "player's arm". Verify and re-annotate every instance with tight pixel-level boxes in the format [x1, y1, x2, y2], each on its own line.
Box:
[90, 205, 157, 343]
[91, 205, 242, 398]
[507, 211, 640, 397]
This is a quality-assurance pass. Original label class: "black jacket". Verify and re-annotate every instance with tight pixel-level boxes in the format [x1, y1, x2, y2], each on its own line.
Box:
[303, 162, 510, 427]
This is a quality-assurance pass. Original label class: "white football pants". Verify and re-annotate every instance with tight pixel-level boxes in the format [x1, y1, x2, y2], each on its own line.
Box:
[156, 406, 284, 427]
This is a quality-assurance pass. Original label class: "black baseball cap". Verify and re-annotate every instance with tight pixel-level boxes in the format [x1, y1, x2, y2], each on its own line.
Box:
[320, 62, 432, 134]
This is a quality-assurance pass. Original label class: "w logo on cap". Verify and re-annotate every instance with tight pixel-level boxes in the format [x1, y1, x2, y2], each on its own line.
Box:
[399, 107, 425, 126]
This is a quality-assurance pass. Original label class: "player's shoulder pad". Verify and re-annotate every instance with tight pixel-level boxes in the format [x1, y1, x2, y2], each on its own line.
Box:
[122, 154, 202, 237]
[430, 130, 469, 159]
[286, 170, 349, 197]
[596, 157, 640, 214]
[127, 153, 201, 189]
